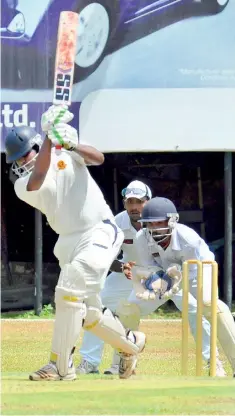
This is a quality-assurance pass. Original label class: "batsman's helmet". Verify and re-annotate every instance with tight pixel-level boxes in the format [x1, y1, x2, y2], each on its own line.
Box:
[5, 125, 41, 164]
[5, 126, 42, 178]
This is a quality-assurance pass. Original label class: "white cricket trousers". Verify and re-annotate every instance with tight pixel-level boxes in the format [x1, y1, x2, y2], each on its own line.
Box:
[54, 219, 124, 296]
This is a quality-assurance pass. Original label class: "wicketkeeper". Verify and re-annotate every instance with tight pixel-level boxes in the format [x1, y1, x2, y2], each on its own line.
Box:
[119, 197, 235, 377]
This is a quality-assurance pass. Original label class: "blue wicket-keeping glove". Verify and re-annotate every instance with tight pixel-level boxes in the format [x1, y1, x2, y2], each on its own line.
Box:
[144, 265, 182, 300]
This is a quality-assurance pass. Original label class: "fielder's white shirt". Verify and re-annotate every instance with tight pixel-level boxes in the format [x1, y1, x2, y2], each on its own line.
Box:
[14, 148, 113, 235]
[114, 210, 141, 263]
[101, 210, 139, 293]
[135, 223, 214, 280]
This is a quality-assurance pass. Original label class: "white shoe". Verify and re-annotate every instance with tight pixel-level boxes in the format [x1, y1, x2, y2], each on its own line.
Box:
[76, 359, 99, 374]
[207, 359, 227, 377]
[119, 331, 146, 379]
[29, 362, 76, 381]
[104, 364, 119, 375]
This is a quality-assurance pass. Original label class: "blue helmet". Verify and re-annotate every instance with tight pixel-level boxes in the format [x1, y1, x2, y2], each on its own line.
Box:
[139, 197, 178, 223]
[139, 197, 179, 244]
[5, 125, 40, 164]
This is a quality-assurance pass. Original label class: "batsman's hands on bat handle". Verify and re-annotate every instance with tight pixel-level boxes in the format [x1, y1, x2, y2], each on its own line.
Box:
[41, 104, 74, 132]
[121, 261, 136, 279]
[48, 123, 79, 151]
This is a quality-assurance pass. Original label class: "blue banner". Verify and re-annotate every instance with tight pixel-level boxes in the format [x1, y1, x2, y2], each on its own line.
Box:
[1, 0, 235, 152]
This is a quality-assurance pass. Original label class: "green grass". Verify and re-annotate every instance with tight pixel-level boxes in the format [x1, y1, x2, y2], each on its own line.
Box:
[2, 319, 235, 415]
[2, 375, 235, 415]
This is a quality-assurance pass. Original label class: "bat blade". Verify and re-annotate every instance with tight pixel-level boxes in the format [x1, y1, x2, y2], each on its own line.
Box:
[53, 11, 79, 106]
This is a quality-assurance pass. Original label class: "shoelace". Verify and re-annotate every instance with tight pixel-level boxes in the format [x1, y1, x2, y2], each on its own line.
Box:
[35, 363, 57, 377]
[42, 363, 56, 371]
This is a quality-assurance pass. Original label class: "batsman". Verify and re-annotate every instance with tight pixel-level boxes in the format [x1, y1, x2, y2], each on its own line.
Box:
[122, 197, 235, 377]
[4, 105, 146, 381]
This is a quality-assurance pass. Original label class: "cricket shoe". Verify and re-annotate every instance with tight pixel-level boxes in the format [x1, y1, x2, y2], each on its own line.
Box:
[29, 362, 76, 381]
[76, 359, 99, 374]
[104, 364, 119, 375]
[119, 331, 146, 379]
[104, 365, 137, 376]
[207, 359, 227, 377]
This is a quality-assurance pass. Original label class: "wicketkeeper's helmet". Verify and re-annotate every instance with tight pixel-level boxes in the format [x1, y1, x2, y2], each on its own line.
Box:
[138, 197, 179, 243]
[139, 197, 178, 223]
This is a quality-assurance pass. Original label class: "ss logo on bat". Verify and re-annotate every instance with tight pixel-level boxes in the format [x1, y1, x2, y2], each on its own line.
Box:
[55, 74, 71, 101]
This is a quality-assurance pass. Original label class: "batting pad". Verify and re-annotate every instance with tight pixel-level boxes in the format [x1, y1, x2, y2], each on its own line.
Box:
[83, 307, 140, 355]
[116, 300, 141, 331]
[203, 299, 235, 371]
[216, 300, 235, 371]
[51, 286, 86, 377]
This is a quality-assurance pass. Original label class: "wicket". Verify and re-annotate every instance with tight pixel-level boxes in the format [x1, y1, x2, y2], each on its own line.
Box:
[181, 260, 218, 377]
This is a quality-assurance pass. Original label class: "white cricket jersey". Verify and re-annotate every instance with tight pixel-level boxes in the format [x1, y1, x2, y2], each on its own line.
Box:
[135, 223, 214, 280]
[14, 148, 113, 235]
[114, 210, 140, 263]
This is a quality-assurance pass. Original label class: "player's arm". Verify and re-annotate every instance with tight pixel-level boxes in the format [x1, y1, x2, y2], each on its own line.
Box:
[181, 239, 214, 280]
[110, 259, 124, 273]
[27, 137, 52, 191]
[73, 144, 104, 166]
[112, 229, 147, 278]
[110, 259, 136, 279]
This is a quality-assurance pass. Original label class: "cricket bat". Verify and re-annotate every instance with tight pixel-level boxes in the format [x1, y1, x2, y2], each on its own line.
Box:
[53, 11, 79, 148]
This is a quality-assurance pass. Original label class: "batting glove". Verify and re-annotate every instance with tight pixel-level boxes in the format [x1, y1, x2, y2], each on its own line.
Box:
[48, 123, 78, 151]
[41, 104, 74, 132]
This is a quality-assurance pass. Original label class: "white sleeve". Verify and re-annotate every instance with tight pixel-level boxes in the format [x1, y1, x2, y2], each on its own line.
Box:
[135, 230, 152, 267]
[14, 174, 54, 213]
[182, 240, 215, 280]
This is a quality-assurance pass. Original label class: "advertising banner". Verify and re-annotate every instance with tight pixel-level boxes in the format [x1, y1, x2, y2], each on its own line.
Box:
[1, 0, 235, 152]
